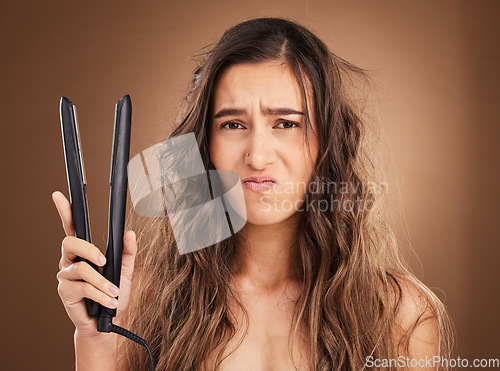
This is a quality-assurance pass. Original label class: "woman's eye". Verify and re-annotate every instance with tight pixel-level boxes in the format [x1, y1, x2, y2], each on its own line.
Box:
[275, 121, 300, 129]
[221, 122, 245, 129]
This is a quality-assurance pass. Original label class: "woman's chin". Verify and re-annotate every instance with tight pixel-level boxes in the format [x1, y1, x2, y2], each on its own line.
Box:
[244, 208, 298, 226]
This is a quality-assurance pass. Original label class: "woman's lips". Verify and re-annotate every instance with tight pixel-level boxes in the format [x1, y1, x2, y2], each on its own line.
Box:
[241, 176, 278, 192]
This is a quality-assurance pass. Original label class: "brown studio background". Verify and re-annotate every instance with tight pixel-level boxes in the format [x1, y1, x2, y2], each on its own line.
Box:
[1, 0, 498, 369]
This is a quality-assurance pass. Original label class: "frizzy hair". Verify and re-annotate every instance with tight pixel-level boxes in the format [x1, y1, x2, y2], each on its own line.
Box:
[118, 17, 453, 370]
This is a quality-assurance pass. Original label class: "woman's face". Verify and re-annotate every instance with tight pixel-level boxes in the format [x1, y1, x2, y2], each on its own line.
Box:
[209, 60, 318, 225]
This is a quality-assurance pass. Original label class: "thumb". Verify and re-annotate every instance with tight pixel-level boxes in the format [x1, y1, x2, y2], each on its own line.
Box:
[52, 190, 76, 237]
[120, 230, 137, 283]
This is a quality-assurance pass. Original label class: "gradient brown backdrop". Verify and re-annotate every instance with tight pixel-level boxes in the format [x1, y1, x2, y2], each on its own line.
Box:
[1, 0, 498, 369]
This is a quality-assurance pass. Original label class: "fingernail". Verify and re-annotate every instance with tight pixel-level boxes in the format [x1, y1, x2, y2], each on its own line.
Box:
[98, 254, 106, 266]
[109, 285, 119, 296]
[110, 298, 119, 308]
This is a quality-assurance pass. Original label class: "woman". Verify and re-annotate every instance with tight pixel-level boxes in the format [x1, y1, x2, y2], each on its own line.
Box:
[53, 17, 453, 370]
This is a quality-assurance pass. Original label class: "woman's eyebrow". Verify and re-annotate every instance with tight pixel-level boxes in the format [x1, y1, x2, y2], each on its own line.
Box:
[265, 107, 304, 116]
[213, 108, 246, 119]
[213, 107, 304, 119]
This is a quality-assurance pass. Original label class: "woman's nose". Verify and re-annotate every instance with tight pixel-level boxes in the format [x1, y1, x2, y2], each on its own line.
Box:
[244, 129, 276, 170]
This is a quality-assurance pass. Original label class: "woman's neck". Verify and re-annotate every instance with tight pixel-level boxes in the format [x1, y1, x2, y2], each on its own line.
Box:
[232, 213, 302, 293]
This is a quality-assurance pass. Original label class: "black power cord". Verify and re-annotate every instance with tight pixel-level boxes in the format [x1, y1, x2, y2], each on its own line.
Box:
[99, 316, 156, 371]
[110, 324, 156, 371]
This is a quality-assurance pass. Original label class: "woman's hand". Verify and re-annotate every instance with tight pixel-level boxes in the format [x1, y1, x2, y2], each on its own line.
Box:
[52, 190, 137, 337]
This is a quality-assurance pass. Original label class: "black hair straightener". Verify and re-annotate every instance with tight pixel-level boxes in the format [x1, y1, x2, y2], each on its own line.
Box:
[59, 95, 155, 371]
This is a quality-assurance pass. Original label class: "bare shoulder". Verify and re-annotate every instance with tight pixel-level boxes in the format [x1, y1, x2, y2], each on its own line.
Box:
[391, 274, 441, 363]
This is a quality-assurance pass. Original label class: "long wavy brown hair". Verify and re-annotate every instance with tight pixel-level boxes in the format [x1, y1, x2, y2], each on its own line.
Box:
[118, 17, 453, 370]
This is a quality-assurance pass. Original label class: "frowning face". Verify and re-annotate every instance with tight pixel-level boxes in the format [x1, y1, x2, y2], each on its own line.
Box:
[209, 60, 318, 225]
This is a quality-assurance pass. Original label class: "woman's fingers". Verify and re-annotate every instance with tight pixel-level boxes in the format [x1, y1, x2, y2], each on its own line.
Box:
[58, 261, 119, 299]
[57, 278, 119, 310]
[53, 190, 137, 333]
[60, 236, 106, 270]
[52, 191, 76, 237]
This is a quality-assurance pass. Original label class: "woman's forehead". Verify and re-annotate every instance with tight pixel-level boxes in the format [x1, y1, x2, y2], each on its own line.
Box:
[211, 61, 307, 111]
